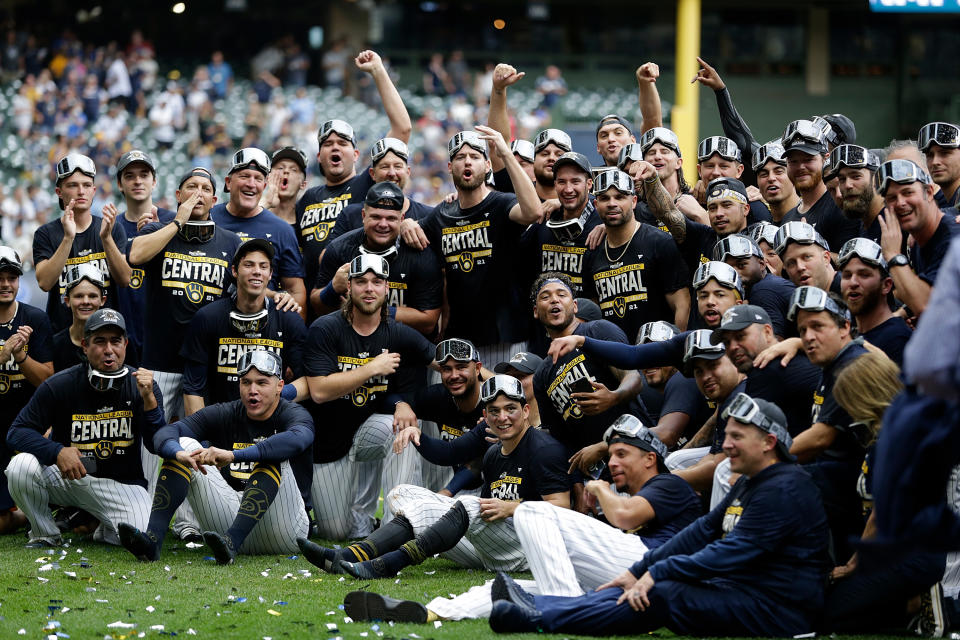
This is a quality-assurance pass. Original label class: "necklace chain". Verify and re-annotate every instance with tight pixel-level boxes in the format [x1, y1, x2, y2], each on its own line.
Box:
[604, 222, 640, 264]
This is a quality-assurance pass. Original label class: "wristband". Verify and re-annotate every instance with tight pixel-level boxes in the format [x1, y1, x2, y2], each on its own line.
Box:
[318, 281, 340, 308]
[172, 220, 183, 231]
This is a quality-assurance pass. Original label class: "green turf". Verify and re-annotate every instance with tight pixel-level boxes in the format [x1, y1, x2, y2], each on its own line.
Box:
[0, 531, 909, 640]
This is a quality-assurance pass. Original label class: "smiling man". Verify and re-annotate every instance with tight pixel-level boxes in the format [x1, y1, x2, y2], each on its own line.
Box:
[918, 121, 960, 209]
[118, 350, 315, 564]
[775, 221, 841, 294]
[752, 140, 799, 224]
[51, 263, 107, 372]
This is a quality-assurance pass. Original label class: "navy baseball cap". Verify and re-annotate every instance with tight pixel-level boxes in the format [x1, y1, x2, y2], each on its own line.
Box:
[84, 308, 126, 337]
[116, 150, 156, 176]
[596, 114, 633, 137]
[364, 181, 405, 211]
[552, 152, 593, 177]
[710, 305, 772, 343]
[232, 238, 275, 268]
[575, 298, 602, 322]
[271, 146, 308, 173]
[494, 352, 544, 375]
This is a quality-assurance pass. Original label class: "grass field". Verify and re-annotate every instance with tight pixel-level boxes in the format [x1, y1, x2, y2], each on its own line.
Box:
[0, 530, 908, 640]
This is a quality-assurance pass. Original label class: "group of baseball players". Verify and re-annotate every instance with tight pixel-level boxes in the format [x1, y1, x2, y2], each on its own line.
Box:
[1, 50, 958, 637]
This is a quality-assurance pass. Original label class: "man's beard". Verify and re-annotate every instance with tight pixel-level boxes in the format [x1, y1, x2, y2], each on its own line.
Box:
[452, 170, 485, 191]
[841, 187, 874, 220]
[534, 165, 555, 188]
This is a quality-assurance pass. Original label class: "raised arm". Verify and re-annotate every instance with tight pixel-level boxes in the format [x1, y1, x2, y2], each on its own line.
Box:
[99, 203, 131, 287]
[487, 63, 525, 172]
[692, 57, 760, 160]
[475, 125, 540, 225]
[129, 193, 198, 264]
[635, 62, 662, 134]
[632, 161, 688, 243]
[34, 204, 77, 291]
[356, 50, 411, 143]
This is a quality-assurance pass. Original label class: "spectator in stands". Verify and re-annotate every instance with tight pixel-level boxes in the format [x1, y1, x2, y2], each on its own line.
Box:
[322, 37, 350, 91]
[536, 65, 568, 109]
[285, 42, 310, 87]
[423, 52, 454, 96]
[207, 50, 233, 100]
[104, 49, 132, 111]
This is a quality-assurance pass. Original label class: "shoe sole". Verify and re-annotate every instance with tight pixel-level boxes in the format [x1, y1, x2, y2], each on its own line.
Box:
[928, 583, 947, 637]
[202, 532, 235, 565]
[344, 591, 427, 623]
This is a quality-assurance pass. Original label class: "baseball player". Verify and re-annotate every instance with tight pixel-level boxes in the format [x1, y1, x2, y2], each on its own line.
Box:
[118, 350, 313, 563]
[341, 417, 700, 624]
[775, 221, 842, 294]
[210, 147, 307, 313]
[0, 246, 54, 534]
[33, 153, 130, 331]
[693, 136, 772, 225]
[5, 309, 164, 547]
[51, 263, 107, 372]
[259, 147, 309, 228]
[296, 49, 411, 290]
[487, 394, 830, 638]
[304, 254, 435, 539]
[332, 375, 570, 583]
[112, 150, 176, 361]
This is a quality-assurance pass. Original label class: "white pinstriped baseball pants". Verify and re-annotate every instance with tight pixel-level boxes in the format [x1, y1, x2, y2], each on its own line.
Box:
[176, 437, 308, 554]
[5, 452, 150, 545]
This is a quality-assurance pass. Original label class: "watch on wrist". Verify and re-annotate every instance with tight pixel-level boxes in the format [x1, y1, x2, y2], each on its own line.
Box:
[888, 254, 910, 268]
[172, 220, 183, 231]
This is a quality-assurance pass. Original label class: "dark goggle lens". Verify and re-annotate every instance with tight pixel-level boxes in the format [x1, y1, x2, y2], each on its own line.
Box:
[698, 136, 741, 162]
[436, 339, 478, 363]
[874, 159, 931, 194]
[918, 122, 960, 151]
[751, 141, 786, 171]
[592, 169, 634, 195]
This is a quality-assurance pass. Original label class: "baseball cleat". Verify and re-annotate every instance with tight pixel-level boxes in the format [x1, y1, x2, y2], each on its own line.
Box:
[118, 523, 160, 561]
[203, 531, 237, 565]
[296, 537, 343, 573]
[340, 557, 395, 579]
[24, 535, 62, 549]
[489, 599, 542, 634]
[491, 571, 536, 609]
[343, 590, 428, 623]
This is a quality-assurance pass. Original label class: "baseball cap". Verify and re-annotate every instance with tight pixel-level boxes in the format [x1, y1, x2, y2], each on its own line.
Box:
[371, 137, 409, 164]
[116, 150, 156, 176]
[552, 152, 592, 177]
[84, 308, 126, 337]
[705, 177, 749, 206]
[710, 305, 772, 343]
[480, 374, 526, 404]
[318, 119, 356, 146]
[232, 238, 276, 268]
[364, 181, 405, 211]
[596, 114, 633, 138]
[436, 338, 480, 363]
[781, 119, 828, 156]
[349, 254, 389, 279]
[603, 414, 668, 472]
[493, 352, 544, 375]
[229, 147, 270, 176]
[0, 246, 23, 275]
[820, 114, 857, 147]
[271, 146, 308, 173]
[178, 166, 217, 192]
[575, 298, 602, 322]
[682, 329, 726, 375]
[237, 349, 283, 379]
[722, 392, 794, 461]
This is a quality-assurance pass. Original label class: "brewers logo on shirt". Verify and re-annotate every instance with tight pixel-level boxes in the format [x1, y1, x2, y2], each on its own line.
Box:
[0, 341, 26, 394]
[546, 354, 590, 420]
[336, 354, 388, 406]
[593, 263, 647, 318]
[129, 267, 144, 289]
[441, 220, 492, 273]
[722, 499, 743, 537]
[301, 195, 351, 244]
[160, 251, 228, 303]
[489, 472, 522, 501]
[70, 409, 135, 460]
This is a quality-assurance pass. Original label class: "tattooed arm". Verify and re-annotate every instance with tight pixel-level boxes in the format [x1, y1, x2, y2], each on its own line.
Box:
[630, 160, 687, 244]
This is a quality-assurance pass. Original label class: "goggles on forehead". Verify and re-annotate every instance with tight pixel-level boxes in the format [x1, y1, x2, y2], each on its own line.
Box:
[371, 137, 409, 164]
[692, 261, 744, 297]
[448, 131, 487, 160]
[349, 253, 389, 279]
[510, 139, 535, 163]
[838, 237, 887, 272]
[533, 128, 572, 154]
[639, 127, 681, 156]
[87, 365, 128, 392]
[230, 307, 269, 335]
[751, 140, 786, 172]
[787, 286, 852, 323]
[749, 222, 779, 247]
[637, 321, 678, 344]
[873, 159, 932, 196]
[65, 262, 105, 291]
[181, 220, 215, 243]
[436, 338, 480, 363]
[683, 329, 725, 363]
[230, 147, 270, 175]
[318, 119, 356, 145]
[773, 221, 829, 256]
[782, 119, 828, 147]
[823, 144, 879, 183]
[480, 374, 526, 404]
[237, 349, 282, 378]
[592, 169, 634, 195]
[722, 392, 793, 450]
[918, 121, 960, 152]
[602, 415, 668, 458]
[617, 143, 644, 171]
[698, 136, 742, 163]
[712, 235, 763, 262]
[56, 153, 97, 181]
